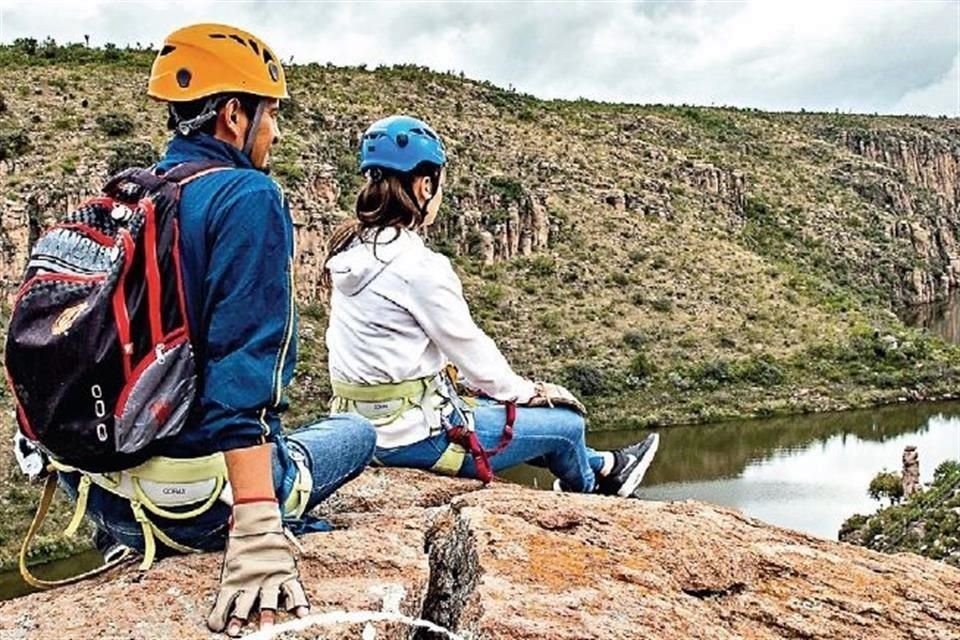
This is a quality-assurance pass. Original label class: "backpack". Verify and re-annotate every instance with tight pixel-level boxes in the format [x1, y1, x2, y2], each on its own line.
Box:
[4, 161, 228, 472]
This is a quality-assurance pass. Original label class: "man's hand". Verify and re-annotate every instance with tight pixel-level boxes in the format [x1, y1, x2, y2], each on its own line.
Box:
[213, 443, 310, 636]
[207, 499, 309, 636]
[525, 381, 587, 415]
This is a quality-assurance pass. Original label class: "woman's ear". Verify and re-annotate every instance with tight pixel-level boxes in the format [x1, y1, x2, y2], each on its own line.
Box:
[413, 175, 433, 205]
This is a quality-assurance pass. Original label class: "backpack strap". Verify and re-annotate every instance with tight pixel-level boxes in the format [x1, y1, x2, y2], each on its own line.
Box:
[102, 160, 232, 198]
[158, 160, 232, 185]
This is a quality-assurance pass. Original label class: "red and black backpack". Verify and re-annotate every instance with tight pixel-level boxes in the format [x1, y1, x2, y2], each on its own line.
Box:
[4, 161, 228, 472]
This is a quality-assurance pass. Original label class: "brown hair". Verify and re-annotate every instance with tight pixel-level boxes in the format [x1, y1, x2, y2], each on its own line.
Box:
[319, 166, 441, 296]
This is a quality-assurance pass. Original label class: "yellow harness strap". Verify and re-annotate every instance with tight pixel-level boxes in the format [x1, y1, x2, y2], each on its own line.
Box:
[331, 374, 471, 477]
[45, 454, 228, 574]
[330, 376, 435, 426]
[19, 474, 133, 589]
[431, 442, 468, 476]
[63, 474, 91, 537]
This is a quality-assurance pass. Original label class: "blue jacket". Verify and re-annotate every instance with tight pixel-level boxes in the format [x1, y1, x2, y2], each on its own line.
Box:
[155, 134, 297, 456]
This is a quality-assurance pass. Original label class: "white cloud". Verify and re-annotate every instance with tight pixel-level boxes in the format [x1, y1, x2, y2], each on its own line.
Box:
[0, 0, 957, 115]
[893, 53, 960, 116]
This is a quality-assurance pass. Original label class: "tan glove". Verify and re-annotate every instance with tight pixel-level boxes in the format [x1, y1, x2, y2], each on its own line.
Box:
[526, 381, 587, 415]
[207, 500, 309, 633]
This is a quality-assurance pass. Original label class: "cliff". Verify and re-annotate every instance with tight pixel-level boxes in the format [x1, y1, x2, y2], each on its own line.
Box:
[1, 468, 958, 640]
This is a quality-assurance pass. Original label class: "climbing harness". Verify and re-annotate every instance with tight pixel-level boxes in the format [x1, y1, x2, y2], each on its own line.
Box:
[18, 450, 314, 589]
[330, 368, 515, 483]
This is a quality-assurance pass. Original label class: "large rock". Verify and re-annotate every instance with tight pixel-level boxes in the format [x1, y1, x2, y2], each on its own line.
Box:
[1, 469, 959, 639]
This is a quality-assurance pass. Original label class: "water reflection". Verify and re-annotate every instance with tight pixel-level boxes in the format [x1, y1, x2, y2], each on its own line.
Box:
[902, 294, 960, 344]
[501, 402, 960, 539]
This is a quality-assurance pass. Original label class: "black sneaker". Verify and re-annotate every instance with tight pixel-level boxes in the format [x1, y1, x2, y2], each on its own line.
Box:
[596, 433, 660, 498]
[92, 529, 133, 563]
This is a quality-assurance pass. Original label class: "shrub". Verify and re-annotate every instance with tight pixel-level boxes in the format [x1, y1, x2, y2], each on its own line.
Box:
[868, 471, 904, 506]
[96, 112, 135, 137]
[106, 141, 158, 175]
[0, 129, 30, 161]
[622, 330, 647, 350]
[692, 359, 733, 387]
[651, 297, 673, 312]
[562, 363, 610, 397]
[933, 460, 960, 483]
[489, 176, 523, 202]
[736, 355, 785, 387]
[628, 352, 656, 380]
[609, 272, 629, 286]
[528, 255, 556, 277]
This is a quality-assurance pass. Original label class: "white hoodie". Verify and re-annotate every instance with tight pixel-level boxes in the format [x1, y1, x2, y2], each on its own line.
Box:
[325, 228, 536, 448]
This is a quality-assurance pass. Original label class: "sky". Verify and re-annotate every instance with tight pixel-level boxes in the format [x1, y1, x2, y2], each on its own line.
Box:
[0, 0, 958, 116]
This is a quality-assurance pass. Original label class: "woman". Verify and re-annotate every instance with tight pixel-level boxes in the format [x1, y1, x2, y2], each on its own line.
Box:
[321, 115, 658, 497]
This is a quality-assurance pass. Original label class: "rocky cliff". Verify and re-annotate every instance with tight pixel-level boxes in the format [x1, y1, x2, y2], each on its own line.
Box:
[1, 468, 958, 640]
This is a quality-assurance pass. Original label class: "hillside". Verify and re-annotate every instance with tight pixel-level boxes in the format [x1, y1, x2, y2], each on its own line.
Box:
[2, 42, 960, 567]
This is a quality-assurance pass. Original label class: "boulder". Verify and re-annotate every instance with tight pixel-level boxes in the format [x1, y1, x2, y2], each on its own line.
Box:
[1, 468, 959, 639]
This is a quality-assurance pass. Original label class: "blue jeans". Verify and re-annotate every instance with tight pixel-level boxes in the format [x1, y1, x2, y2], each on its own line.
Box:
[58, 414, 376, 556]
[374, 403, 604, 491]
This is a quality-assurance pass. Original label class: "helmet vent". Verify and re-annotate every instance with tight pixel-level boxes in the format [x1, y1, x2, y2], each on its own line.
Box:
[159, 45, 176, 57]
[263, 49, 275, 64]
[176, 68, 192, 88]
[248, 39, 260, 55]
[229, 34, 247, 47]
[208, 33, 227, 39]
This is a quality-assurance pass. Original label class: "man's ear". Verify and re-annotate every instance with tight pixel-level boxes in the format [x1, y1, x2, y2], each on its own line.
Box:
[220, 98, 245, 138]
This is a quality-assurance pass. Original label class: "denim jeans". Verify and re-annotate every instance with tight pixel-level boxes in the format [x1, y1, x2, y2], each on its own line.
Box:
[374, 402, 605, 492]
[58, 414, 376, 556]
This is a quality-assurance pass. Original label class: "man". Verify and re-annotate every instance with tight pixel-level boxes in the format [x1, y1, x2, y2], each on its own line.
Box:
[61, 23, 376, 636]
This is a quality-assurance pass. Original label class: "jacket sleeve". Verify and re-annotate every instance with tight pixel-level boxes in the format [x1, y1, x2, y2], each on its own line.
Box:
[404, 254, 536, 403]
[199, 181, 297, 451]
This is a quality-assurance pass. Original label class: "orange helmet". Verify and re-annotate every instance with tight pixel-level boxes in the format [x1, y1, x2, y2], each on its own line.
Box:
[148, 23, 288, 102]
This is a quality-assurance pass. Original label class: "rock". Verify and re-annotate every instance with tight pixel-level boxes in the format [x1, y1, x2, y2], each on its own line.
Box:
[2, 469, 959, 639]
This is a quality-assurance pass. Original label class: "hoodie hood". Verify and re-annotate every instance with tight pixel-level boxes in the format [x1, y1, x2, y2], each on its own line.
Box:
[326, 228, 424, 296]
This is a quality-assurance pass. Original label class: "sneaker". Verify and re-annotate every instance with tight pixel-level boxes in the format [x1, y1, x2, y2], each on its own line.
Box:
[596, 433, 660, 498]
[92, 529, 133, 564]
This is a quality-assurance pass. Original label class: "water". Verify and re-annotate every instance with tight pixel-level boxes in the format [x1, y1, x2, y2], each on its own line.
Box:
[502, 401, 960, 539]
[0, 550, 102, 601]
[902, 293, 960, 344]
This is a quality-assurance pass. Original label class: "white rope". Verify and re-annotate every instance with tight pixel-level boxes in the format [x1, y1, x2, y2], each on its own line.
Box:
[243, 609, 467, 640]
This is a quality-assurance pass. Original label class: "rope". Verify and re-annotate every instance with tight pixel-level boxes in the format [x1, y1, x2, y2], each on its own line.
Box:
[243, 609, 466, 640]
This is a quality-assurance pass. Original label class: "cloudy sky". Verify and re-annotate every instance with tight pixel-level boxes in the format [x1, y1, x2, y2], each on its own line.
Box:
[0, 0, 957, 116]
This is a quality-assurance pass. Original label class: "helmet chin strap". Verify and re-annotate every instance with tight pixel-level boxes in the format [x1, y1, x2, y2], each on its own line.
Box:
[402, 178, 434, 227]
[241, 99, 266, 166]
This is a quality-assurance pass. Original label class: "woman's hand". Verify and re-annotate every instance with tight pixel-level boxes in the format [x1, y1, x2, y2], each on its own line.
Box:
[526, 381, 587, 415]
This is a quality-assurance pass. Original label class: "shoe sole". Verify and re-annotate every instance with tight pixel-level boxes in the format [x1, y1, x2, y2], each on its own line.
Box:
[617, 432, 660, 498]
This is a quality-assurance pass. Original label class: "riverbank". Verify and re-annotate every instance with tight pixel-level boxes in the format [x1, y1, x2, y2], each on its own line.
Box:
[3, 468, 959, 639]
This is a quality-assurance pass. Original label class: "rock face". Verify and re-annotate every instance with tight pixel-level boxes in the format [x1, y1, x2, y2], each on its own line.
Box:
[840, 128, 960, 304]
[902, 446, 921, 499]
[2, 468, 959, 639]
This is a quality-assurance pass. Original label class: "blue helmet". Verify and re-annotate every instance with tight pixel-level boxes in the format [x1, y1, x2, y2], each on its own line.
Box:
[359, 115, 447, 174]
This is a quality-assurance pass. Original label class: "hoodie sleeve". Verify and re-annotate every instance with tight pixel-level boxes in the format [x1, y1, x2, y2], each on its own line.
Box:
[404, 253, 536, 403]
[199, 180, 297, 451]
